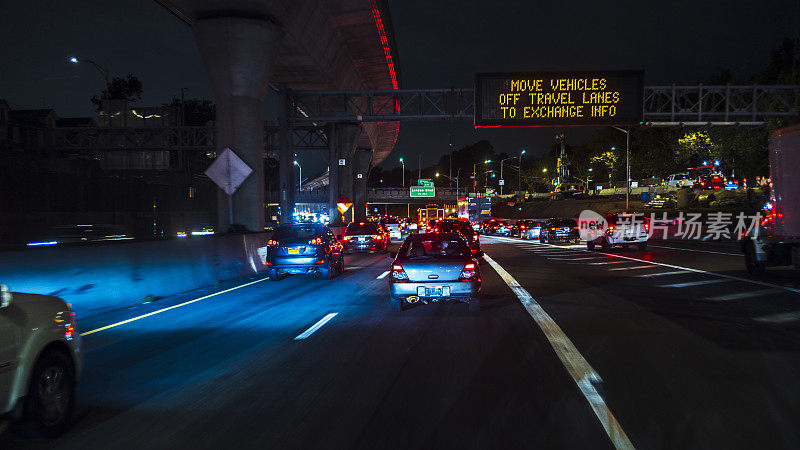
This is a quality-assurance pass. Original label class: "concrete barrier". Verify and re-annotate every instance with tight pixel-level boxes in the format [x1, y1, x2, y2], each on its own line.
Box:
[0, 233, 271, 316]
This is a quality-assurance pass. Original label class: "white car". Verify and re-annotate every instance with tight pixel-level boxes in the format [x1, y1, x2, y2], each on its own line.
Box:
[0, 284, 82, 437]
[586, 213, 649, 251]
[382, 218, 402, 241]
[665, 173, 694, 188]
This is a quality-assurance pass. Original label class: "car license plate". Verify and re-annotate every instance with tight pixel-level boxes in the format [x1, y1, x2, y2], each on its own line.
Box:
[288, 248, 300, 254]
[358, 237, 367, 242]
[418, 286, 450, 297]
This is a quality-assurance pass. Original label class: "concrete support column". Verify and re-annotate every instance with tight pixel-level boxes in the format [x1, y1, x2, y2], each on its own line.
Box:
[194, 16, 281, 231]
[327, 123, 339, 225]
[329, 123, 361, 226]
[352, 148, 373, 221]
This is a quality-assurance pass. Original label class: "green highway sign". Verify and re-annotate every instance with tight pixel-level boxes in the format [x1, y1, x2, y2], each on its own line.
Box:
[410, 186, 435, 197]
[418, 179, 434, 186]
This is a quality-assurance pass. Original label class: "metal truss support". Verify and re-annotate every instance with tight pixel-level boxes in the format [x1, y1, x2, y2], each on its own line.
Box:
[288, 85, 799, 126]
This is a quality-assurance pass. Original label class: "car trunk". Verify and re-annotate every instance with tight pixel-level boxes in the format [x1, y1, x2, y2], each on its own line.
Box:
[278, 238, 318, 256]
[399, 259, 465, 282]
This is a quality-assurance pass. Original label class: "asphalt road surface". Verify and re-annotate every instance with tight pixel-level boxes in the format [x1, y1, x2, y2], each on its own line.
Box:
[4, 235, 800, 449]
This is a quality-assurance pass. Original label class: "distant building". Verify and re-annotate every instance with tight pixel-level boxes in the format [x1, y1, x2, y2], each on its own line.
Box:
[2, 107, 58, 152]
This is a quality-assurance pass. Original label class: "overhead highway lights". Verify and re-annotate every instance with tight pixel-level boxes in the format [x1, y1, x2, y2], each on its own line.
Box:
[69, 56, 78, 63]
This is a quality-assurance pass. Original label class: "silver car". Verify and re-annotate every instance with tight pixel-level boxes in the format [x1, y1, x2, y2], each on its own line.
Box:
[388, 233, 482, 312]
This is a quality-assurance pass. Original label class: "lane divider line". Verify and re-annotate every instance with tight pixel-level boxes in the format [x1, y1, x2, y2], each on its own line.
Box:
[636, 270, 692, 278]
[659, 279, 728, 288]
[608, 265, 660, 271]
[482, 254, 635, 450]
[647, 244, 742, 257]
[81, 277, 270, 336]
[706, 288, 783, 301]
[755, 310, 800, 323]
[294, 313, 338, 340]
[376, 270, 390, 279]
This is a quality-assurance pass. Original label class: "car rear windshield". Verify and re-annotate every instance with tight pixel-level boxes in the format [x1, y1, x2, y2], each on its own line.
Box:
[273, 225, 322, 239]
[552, 220, 577, 227]
[438, 223, 474, 236]
[399, 239, 470, 259]
[346, 223, 379, 235]
[383, 218, 399, 224]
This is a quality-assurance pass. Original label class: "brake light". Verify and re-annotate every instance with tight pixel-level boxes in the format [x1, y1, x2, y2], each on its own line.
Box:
[343, 236, 352, 241]
[459, 262, 479, 281]
[267, 239, 278, 246]
[373, 235, 383, 240]
[606, 225, 615, 235]
[643, 219, 650, 232]
[308, 237, 322, 245]
[391, 264, 409, 282]
[472, 234, 478, 242]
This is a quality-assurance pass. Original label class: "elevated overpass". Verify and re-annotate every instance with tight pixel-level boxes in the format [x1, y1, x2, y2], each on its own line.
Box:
[155, 0, 401, 228]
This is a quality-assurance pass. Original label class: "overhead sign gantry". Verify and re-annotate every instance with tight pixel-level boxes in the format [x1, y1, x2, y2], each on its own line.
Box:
[474, 70, 645, 127]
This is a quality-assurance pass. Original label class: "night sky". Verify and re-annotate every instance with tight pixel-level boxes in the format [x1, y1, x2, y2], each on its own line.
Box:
[1, 0, 797, 176]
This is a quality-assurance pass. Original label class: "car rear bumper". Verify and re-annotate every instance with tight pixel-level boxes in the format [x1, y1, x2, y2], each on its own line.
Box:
[344, 242, 384, 252]
[390, 280, 480, 299]
[267, 255, 328, 268]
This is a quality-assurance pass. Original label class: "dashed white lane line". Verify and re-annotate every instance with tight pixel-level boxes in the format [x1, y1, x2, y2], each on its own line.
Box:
[755, 310, 800, 324]
[587, 261, 629, 265]
[706, 288, 783, 301]
[549, 257, 604, 261]
[294, 313, 338, 340]
[608, 265, 659, 271]
[483, 254, 635, 450]
[659, 279, 728, 288]
[376, 270, 390, 279]
[636, 270, 693, 278]
[647, 244, 742, 257]
[81, 277, 270, 336]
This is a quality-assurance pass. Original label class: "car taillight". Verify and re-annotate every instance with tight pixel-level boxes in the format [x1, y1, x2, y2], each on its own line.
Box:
[343, 236, 352, 241]
[373, 235, 383, 240]
[643, 219, 650, 232]
[308, 237, 322, 245]
[267, 239, 278, 246]
[391, 264, 409, 282]
[459, 262, 479, 281]
[606, 225, 615, 235]
[472, 234, 479, 242]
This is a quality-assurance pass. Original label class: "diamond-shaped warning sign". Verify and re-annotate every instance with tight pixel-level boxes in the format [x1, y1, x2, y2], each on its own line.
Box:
[204, 148, 253, 195]
[337, 195, 353, 214]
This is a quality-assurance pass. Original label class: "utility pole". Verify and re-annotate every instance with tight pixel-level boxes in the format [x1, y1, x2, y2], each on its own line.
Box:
[612, 126, 631, 211]
[448, 133, 453, 188]
[418, 154, 421, 182]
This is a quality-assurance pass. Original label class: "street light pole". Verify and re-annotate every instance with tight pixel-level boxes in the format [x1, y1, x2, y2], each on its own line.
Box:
[400, 157, 405, 188]
[519, 149, 526, 193]
[612, 126, 631, 211]
[294, 160, 302, 191]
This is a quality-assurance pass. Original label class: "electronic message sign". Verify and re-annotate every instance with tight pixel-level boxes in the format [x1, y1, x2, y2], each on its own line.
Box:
[474, 70, 644, 127]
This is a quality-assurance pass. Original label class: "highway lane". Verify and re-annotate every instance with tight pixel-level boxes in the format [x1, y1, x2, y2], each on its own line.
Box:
[5, 235, 800, 449]
[3, 244, 613, 449]
[483, 235, 800, 448]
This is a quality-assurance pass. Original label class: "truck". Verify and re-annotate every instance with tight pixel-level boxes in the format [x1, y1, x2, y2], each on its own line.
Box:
[742, 124, 800, 275]
[458, 195, 491, 223]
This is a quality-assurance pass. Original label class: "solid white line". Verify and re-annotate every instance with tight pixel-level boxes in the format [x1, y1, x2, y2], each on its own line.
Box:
[482, 254, 634, 450]
[81, 277, 270, 336]
[755, 310, 800, 324]
[376, 270, 390, 279]
[659, 279, 728, 288]
[636, 270, 692, 278]
[588, 261, 629, 265]
[706, 288, 783, 301]
[608, 265, 659, 271]
[648, 244, 742, 257]
[549, 257, 603, 261]
[294, 312, 338, 340]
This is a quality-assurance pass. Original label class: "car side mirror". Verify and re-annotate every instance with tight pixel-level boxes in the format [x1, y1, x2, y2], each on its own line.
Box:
[1, 284, 12, 308]
[389, 252, 397, 258]
[336, 234, 343, 241]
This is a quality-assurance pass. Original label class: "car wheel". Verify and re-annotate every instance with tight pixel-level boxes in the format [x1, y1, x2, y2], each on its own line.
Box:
[319, 262, 334, 280]
[638, 242, 648, 250]
[468, 297, 481, 312]
[21, 350, 75, 438]
[587, 241, 596, 251]
[601, 238, 611, 251]
[745, 242, 766, 276]
[268, 268, 280, 281]
[390, 295, 404, 312]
